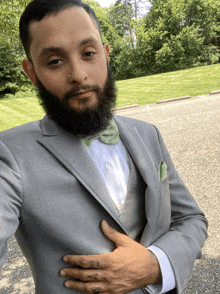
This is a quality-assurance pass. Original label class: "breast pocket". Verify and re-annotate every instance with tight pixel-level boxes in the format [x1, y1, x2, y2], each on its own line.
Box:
[159, 176, 171, 226]
[160, 175, 170, 200]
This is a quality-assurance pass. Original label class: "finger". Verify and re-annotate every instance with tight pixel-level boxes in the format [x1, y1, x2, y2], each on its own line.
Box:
[64, 280, 105, 294]
[101, 220, 130, 247]
[60, 268, 102, 281]
[63, 255, 102, 269]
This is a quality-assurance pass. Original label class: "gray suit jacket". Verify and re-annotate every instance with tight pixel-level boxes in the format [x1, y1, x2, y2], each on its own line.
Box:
[0, 115, 207, 294]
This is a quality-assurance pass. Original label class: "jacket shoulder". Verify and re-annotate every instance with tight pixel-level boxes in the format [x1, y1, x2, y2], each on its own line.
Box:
[0, 120, 42, 143]
[113, 115, 158, 136]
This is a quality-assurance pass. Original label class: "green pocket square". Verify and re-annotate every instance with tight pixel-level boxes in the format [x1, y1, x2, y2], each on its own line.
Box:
[158, 161, 168, 181]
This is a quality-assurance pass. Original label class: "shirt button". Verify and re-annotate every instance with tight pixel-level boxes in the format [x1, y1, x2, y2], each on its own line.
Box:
[105, 164, 111, 170]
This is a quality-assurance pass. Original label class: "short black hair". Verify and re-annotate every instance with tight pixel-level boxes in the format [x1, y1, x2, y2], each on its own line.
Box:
[19, 0, 102, 61]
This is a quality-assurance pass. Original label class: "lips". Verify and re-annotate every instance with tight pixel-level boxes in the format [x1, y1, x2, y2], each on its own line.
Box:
[65, 87, 97, 102]
[76, 90, 92, 96]
[67, 90, 94, 103]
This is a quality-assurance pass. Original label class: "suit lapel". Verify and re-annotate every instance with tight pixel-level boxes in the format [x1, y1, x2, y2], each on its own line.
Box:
[114, 116, 161, 241]
[38, 116, 124, 229]
[114, 116, 159, 188]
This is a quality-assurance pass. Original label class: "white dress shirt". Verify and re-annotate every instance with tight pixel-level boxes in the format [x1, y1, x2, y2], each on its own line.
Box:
[86, 137, 176, 294]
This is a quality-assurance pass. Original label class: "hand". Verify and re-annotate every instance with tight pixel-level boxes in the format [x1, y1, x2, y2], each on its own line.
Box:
[60, 220, 161, 294]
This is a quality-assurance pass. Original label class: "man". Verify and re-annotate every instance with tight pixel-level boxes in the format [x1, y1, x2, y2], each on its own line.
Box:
[0, 0, 207, 293]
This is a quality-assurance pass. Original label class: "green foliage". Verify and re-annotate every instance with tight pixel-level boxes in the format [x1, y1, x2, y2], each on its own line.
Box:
[109, 1, 133, 37]
[3, 85, 37, 99]
[155, 25, 205, 71]
[107, 0, 139, 79]
[0, 0, 32, 98]
[137, 0, 220, 75]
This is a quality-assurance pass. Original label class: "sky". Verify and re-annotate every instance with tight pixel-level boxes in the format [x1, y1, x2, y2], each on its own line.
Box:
[97, 0, 150, 14]
[97, 0, 116, 7]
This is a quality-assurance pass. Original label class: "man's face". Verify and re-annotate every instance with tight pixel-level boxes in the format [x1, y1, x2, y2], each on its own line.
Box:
[23, 6, 116, 137]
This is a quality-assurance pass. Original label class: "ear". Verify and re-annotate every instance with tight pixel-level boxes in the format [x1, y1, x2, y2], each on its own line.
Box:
[103, 44, 110, 62]
[22, 59, 39, 88]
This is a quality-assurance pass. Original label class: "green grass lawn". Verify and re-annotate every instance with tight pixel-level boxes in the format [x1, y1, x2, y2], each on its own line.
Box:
[1, 63, 220, 131]
[117, 63, 220, 106]
[0, 97, 45, 131]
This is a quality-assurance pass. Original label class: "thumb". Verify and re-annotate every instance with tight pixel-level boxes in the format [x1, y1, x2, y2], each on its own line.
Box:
[101, 220, 128, 247]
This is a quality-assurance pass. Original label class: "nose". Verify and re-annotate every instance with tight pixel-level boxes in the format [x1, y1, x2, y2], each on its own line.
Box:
[68, 60, 88, 85]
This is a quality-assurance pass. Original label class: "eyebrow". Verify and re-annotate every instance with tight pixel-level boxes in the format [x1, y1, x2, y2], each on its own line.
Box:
[38, 37, 98, 59]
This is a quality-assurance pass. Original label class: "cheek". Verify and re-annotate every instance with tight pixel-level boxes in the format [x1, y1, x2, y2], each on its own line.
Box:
[38, 70, 65, 96]
[93, 63, 108, 87]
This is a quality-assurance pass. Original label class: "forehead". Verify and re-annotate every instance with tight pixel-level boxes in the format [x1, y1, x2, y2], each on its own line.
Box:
[29, 6, 102, 58]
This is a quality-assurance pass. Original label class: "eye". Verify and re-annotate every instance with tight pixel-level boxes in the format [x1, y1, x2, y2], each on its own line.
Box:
[84, 51, 95, 57]
[47, 59, 62, 66]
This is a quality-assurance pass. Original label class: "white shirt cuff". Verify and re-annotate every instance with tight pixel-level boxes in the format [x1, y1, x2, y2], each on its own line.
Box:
[145, 245, 176, 294]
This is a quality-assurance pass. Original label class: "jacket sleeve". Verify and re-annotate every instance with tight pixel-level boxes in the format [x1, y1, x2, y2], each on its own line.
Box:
[0, 141, 22, 268]
[150, 125, 208, 294]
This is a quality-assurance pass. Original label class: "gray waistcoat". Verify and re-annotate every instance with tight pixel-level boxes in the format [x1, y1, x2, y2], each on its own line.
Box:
[113, 154, 147, 241]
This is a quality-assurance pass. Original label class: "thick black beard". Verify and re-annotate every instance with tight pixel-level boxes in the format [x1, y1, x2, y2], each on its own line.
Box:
[36, 64, 117, 138]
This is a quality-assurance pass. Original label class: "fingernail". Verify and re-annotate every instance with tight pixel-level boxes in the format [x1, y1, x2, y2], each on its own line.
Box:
[102, 220, 109, 228]
[60, 270, 66, 276]
[65, 282, 70, 288]
[63, 256, 68, 262]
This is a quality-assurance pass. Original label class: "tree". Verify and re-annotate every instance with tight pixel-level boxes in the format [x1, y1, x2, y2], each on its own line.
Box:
[0, 0, 33, 98]
[109, 0, 133, 37]
[135, 0, 220, 75]
[130, 0, 150, 19]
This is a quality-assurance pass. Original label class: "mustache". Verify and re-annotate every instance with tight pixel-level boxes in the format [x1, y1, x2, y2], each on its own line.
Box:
[64, 85, 100, 101]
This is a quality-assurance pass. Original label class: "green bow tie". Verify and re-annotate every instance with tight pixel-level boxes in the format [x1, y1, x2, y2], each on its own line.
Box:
[80, 119, 119, 149]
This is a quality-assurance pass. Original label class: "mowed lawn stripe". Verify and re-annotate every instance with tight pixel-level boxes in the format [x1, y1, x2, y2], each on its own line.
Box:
[117, 64, 220, 106]
[0, 97, 44, 131]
